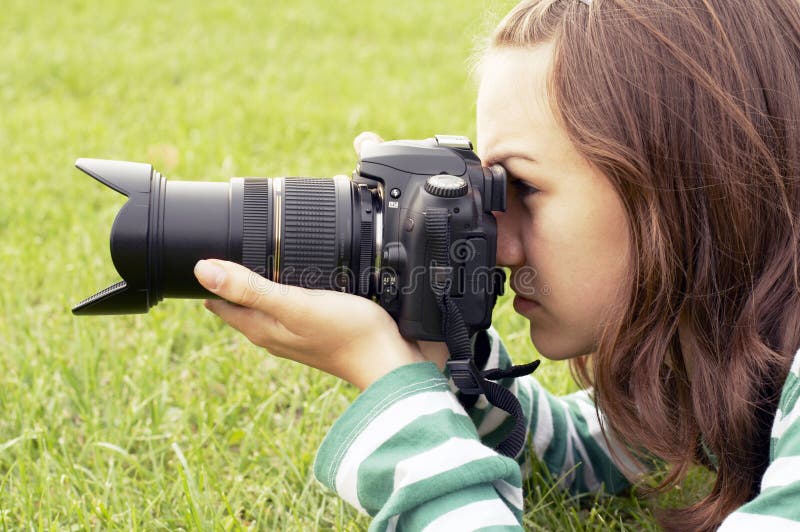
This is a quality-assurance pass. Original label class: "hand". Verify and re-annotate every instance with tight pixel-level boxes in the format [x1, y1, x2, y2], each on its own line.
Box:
[196, 259, 428, 390]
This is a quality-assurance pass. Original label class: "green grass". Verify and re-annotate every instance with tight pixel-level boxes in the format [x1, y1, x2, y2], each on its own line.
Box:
[0, 0, 710, 529]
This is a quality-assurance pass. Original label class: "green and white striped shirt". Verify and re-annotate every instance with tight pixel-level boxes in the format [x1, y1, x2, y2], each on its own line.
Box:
[313, 327, 800, 531]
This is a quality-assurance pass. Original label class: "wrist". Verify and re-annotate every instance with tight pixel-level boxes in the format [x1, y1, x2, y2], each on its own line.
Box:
[347, 336, 426, 391]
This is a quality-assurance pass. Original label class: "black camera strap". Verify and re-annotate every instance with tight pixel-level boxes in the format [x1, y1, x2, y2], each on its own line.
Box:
[425, 208, 540, 458]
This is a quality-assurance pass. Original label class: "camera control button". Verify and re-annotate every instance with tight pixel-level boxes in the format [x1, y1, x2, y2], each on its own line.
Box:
[381, 272, 398, 302]
[425, 174, 468, 198]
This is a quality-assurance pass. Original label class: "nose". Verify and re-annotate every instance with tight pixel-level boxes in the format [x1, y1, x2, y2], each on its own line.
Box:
[494, 209, 525, 268]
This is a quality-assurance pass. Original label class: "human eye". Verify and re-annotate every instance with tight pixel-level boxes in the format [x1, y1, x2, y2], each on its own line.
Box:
[509, 175, 540, 197]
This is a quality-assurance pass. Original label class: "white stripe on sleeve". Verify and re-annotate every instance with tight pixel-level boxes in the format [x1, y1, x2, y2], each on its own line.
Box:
[718, 511, 800, 531]
[772, 404, 800, 439]
[335, 391, 469, 512]
[493, 479, 524, 511]
[790, 348, 800, 377]
[476, 379, 517, 436]
[760, 456, 800, 490]
[532, 385, 554, 459]
[486, 327, 501, 370]
[393, 437, 497, 492]
[572, 397, 646, 479]
[563, 406, 600, 492]
[421, 499, 520, 531]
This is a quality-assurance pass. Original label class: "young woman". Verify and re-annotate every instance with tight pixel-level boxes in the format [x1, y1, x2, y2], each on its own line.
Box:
[192, 0, 800, 530]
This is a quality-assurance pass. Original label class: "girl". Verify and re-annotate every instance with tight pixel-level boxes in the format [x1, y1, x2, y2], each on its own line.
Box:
[193, 0, 800, 530]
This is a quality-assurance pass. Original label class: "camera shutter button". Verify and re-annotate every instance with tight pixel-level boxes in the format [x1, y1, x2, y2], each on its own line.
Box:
[424, 174, 468, 198]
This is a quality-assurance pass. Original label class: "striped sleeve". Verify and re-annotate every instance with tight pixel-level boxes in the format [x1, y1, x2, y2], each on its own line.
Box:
[718, 350, 800, 531]
[465, 327, 642, 495]
[313, 361, 524, 531]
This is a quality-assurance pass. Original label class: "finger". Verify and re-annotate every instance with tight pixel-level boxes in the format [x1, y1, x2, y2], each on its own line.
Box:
[204, 299, 295, 349]
[194, 259, 309, 317]
[353, 131, 384, 156]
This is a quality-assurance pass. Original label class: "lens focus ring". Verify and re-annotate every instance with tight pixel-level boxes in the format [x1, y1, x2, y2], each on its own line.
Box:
[281, 178, 337, 288]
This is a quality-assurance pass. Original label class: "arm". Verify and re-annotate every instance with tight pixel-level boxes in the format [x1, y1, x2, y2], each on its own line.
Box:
[314, 361, 525, 531]
[192, 260, 524, 530]
[465, 327, 642, 495]
[312, 327, 643, 531]
[718, 355, 800, 530]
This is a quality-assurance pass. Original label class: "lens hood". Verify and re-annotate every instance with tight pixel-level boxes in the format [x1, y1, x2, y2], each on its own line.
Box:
[72, 158, 159, 314]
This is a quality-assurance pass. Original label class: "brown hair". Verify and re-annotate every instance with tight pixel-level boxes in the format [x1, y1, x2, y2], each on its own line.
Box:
[490, 0, 800, 529]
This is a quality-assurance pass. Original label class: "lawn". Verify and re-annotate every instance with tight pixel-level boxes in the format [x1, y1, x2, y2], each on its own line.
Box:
[0, 0, 708, 529]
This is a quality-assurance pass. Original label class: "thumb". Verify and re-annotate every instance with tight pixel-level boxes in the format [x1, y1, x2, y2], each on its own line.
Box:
[194, 259, 305, 317]
[353, 131, 384, 156]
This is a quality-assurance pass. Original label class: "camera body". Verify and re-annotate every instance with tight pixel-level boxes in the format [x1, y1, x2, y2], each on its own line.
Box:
[353, 135, 507, 339]
[73, 135, 507, 342]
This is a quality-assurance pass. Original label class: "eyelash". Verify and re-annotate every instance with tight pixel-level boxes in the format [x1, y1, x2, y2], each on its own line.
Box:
[509, 177, 540, 197]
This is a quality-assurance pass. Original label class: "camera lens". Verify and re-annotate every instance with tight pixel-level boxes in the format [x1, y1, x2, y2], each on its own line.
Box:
[240, 176, 376, 292]
[72, 159, 378, 315]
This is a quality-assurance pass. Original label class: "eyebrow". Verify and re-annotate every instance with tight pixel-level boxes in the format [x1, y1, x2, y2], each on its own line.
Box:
[482, 151, 540, 166]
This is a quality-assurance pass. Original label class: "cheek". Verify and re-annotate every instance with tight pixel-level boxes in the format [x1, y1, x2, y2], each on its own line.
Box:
[523, 191, 630, 355]
[529, 189, 629, 291]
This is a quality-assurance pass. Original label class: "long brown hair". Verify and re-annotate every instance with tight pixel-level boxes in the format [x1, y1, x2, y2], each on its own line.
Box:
[490, 0, 800, 529]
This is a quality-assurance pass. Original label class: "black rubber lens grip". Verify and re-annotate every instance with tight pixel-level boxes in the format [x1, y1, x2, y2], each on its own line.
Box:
[281, 178, 338, 289]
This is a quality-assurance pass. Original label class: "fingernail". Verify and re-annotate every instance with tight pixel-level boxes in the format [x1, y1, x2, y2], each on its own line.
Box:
[195, 260, 225, 291]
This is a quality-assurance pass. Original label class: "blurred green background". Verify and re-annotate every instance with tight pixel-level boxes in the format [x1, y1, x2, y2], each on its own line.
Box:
[0, 0, 707, 529]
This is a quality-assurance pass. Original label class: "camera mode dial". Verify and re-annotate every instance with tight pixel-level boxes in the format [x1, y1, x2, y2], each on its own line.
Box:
[424, 174, 468, 198]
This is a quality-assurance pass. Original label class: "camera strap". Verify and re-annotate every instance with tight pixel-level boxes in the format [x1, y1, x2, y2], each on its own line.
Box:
[425, 208, 540, 458]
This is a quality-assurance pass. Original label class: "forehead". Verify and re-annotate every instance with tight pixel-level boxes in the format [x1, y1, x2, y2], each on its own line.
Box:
[476, 45, 561, 160]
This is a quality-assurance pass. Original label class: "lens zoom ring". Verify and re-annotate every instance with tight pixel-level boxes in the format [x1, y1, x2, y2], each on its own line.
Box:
[242, 179, 271, 277]
[282, 179, 337, 288]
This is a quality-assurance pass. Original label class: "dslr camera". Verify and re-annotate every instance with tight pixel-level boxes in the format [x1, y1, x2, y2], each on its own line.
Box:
[74, 135, 507, 341]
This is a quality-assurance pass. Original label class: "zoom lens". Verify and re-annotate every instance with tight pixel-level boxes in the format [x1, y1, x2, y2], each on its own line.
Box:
[72, 159, 378, 315]
[239, 176, 377, 292]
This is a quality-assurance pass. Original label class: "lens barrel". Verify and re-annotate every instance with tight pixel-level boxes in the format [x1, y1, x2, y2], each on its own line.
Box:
[72, 159, 377, 315]
[240, 176, 373, 292]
